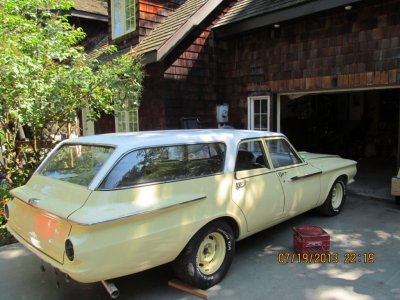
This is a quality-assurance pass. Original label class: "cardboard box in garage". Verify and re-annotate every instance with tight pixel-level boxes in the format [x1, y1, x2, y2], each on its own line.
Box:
[391, 169, 400, 196]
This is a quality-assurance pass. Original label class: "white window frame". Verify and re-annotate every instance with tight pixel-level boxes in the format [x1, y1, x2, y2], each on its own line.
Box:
[115, 98, 139, 132]
[111, 0, 136, 39]
[247, 95, 271, 131]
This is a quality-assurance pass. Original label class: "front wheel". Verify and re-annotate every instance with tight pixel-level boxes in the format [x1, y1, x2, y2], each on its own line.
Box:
[317, 177, 347, 216]
[172, 221, 235, 289]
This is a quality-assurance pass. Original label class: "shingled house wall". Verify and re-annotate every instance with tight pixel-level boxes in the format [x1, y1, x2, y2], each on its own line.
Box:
[139, 1, 234, 130]
[218, 0, 400, 129]
[103, 0, 186, 131]
[108, 0, 185, 50]
[104, 0, 400, 131]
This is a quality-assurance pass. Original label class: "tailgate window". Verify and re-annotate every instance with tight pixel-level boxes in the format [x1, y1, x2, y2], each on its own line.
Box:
[39, 144, 114, 186]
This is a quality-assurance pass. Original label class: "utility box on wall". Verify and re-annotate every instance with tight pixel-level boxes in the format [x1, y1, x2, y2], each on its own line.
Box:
[216, 104, 229, 124]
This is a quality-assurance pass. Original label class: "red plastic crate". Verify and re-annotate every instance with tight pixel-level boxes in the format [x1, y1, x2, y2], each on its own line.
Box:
[293, 226, 330, 254]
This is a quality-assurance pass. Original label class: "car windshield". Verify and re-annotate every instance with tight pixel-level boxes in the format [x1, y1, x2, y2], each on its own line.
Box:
[39, 144, 115, 186]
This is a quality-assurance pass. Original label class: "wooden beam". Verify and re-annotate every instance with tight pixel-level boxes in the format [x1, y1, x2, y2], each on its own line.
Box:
[168, 279, 209, 300]
[397, 93, 400, 169]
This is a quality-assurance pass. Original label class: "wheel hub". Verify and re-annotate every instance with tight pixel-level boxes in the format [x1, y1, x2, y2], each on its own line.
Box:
[331, 182, 343, 209]
[196, 232, 226, 275]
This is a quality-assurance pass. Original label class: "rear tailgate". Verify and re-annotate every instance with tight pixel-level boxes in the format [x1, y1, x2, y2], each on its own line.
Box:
[7, 175, 91, 264]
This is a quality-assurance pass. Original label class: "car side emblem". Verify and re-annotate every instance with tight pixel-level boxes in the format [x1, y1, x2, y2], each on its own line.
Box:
[28, 198, 40, 206]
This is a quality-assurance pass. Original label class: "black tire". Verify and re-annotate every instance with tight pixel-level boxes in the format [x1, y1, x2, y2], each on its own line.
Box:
[395, 196, 400, 205]
[172, 221, 235, 289]
[317, 177, 346, 216]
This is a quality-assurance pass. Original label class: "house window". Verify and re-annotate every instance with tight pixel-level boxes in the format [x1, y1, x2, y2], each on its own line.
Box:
[247, 96, 271, 131]
[111, 0, 136, 39]
[115, 97, 139, 132]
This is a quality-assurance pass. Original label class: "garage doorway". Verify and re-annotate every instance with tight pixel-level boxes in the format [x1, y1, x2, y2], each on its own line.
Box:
[279, 89, 399, 160]
[278, 88, 400, 199]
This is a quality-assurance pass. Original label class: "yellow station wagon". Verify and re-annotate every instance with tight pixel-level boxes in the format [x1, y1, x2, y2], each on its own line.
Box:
[6, 129, 357, 297]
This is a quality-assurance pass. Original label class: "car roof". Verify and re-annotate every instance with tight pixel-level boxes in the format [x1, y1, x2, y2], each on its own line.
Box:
[64, 129, 285, 149]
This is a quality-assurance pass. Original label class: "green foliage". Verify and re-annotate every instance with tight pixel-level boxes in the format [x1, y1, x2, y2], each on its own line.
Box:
[0, 0, 144, 189]
[0, 183, 13, 246]
[0, 184, 11, 225]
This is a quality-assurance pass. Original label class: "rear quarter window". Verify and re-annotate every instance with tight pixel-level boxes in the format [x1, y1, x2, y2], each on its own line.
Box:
[99, 143, 226, 189]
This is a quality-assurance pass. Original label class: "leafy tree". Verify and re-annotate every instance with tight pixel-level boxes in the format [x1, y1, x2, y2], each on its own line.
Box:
[0, 0, 144, 187]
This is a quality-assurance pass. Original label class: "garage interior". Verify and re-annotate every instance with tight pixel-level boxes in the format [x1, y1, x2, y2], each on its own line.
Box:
[280, 88, 400, 199]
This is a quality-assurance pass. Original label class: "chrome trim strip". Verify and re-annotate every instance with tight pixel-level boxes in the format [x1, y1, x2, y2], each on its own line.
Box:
[71, 196, 207, 226]
[288, 171, 323, 182]
[11, 191, 206, 227]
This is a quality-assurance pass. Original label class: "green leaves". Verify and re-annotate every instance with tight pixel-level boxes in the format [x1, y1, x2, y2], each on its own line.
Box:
[0, 0, 144, 187]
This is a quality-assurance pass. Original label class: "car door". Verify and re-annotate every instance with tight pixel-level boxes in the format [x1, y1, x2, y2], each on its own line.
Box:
[264, 138, 322, 217]
[231, 139, 285, 232]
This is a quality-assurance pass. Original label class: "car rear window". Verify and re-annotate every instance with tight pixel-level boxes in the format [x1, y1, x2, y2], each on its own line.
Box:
[39, 144, 115, 186]
[99, 143, 226, 189]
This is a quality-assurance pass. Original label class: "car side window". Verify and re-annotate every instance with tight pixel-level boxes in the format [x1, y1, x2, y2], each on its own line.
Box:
[235, 140, 268, 171]
[99, 143, 226, 189]
[266, 138, 302, 168]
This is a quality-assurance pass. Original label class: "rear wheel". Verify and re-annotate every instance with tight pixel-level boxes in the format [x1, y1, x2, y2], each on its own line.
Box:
[172, 221, 235, 289]
[317, 177, 346, 216]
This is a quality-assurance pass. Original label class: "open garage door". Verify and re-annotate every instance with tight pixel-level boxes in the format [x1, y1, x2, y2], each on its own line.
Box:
[279, 88, 400, 200]
[280, 89, 399, 160]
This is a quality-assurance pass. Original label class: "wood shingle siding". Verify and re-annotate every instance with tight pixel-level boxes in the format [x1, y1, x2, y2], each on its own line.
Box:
[133, 0, 209, 56]
[108, 0, 185, 49]
[138, 1, 233, 130]
[219, 0, 400, 128]
[101, 0, 400, 132]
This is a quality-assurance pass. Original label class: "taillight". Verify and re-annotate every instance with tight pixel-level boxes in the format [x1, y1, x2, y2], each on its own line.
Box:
[65, 239, 74, 261]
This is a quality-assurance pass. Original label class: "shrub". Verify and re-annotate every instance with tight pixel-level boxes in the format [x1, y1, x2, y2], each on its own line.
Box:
[0, 183, 14, 246]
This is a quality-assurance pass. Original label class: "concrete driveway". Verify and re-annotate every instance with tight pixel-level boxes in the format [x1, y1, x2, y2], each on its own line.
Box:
[1, 194, 399, 300]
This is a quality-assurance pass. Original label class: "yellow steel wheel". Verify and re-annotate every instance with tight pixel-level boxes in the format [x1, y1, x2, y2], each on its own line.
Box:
[172, 221, 235, 289]
[317, 177, 347, 216]
[196, 232, 226, 275]
[331, 182, 344, 209]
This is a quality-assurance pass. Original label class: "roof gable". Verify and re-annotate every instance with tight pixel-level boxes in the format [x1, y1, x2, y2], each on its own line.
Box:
[130, 0, 224, 64]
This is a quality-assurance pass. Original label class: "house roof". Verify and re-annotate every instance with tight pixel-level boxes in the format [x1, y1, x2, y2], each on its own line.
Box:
[214, 0, 362, 37]
[216, 0, 312, 27]
[71, 0, 108, 21]
[130, 0, 224, 64]
[87, 35, 110, 59]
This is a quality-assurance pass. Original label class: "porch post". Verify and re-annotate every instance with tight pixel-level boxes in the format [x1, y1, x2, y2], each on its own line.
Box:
[397, 96, 400, 169]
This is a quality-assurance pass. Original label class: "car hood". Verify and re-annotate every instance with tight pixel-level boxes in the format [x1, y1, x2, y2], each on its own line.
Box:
[298, 151, 340, 161]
